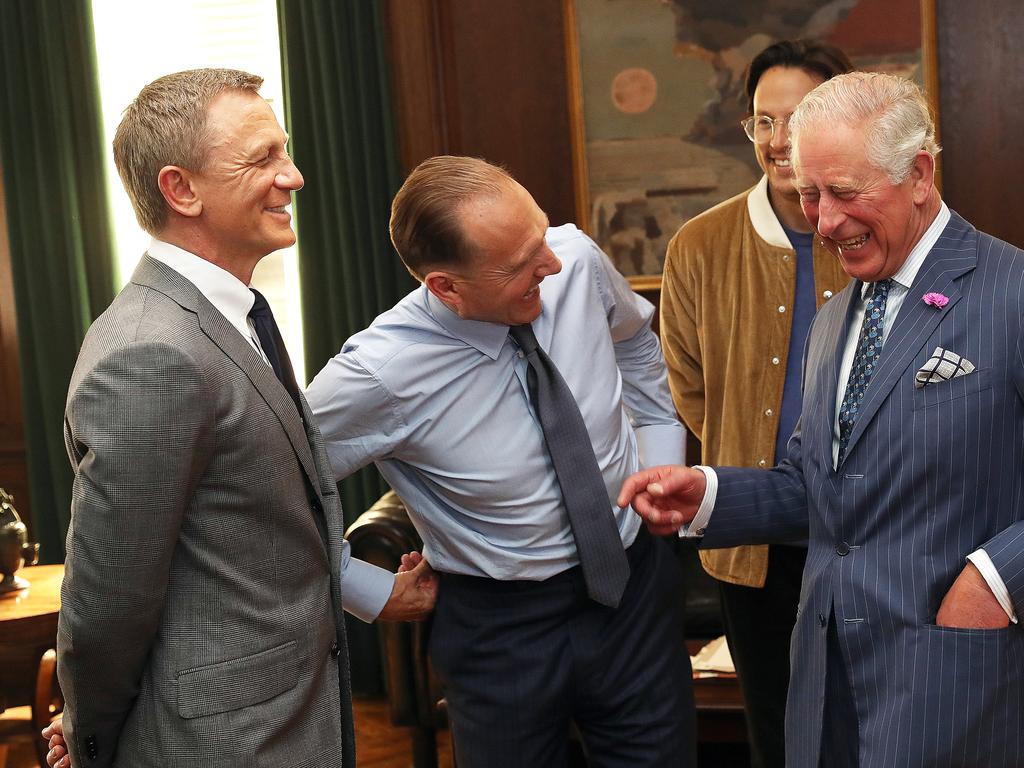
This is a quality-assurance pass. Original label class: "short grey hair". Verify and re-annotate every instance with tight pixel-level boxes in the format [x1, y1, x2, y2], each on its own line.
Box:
[113, 68, 264, 235]
[789, 71, 941, 184]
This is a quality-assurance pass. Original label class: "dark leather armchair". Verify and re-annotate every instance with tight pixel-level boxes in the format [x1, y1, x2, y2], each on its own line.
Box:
[345, 491, 727, 768]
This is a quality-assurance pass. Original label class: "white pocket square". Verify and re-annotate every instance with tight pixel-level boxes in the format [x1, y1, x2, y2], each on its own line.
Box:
[915, 346, 976, 389]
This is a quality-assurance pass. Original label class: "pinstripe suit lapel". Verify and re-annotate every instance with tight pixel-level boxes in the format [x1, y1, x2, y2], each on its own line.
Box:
[839, 213, 977, 464]
[133, 256, 324, 503]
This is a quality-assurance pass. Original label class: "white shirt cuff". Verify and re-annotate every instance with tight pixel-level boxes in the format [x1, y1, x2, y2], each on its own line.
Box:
[634, 423, 686, 468]
[341, 552, 397, 623]
[678, 465, 717, 538]
[966, 549, 1018, 624]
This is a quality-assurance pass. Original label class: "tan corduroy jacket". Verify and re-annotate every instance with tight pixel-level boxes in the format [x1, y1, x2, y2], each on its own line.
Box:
[660, 176, 851, 587]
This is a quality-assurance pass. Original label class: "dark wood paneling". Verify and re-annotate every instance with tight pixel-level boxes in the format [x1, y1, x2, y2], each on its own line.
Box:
[935, 0, 1024, 247]
[384, 0, 577, 228]
[0, 158, 31, 530]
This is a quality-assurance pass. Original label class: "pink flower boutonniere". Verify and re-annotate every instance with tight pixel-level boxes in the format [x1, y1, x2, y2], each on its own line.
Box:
[922, 292, 949, 309]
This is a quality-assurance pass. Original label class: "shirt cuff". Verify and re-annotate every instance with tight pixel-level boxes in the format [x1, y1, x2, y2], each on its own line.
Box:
[341, 554, 397, 623]
[634, 423, 686, 468]
[678, 465, 716, 538]
[966, 549, 1018, 624]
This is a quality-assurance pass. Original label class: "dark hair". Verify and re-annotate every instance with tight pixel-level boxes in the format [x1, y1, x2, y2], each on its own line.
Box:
[389, 156, 514, 279]
[744, 40, 854, 114]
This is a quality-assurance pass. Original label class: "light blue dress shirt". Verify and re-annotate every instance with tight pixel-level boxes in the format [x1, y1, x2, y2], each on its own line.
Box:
[308, 225, 685, 596]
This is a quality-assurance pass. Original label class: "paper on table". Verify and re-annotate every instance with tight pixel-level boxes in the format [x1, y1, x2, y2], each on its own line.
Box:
[689, 635, 735, 674]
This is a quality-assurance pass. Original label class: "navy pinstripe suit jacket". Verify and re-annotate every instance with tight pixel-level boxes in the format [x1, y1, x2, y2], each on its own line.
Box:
[703, 211, 1024, 767]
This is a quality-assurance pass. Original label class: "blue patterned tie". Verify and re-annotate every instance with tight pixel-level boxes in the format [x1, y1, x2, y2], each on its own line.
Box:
[837, 279, 892, 464]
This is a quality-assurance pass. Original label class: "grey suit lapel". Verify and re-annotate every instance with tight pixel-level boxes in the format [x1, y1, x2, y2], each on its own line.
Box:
[131, 255, 325, 504]
[839, 213, 978, 463]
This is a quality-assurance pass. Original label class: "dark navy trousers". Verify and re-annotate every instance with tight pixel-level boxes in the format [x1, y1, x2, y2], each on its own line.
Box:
[429, 528, 696, 767]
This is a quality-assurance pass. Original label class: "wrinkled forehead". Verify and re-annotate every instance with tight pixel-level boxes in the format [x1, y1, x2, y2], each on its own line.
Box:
[791, 120, 869, 177]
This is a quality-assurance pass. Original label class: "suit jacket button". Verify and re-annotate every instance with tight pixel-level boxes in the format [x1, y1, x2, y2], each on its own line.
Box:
[330, 640, 341, 658]
[836, 541, 851, 556]
[818, 613, 827, 628]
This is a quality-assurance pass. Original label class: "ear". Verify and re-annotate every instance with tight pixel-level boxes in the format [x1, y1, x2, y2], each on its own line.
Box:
[909, 150, 935, 205]
[423, 270, 464, 312]
[157, 165, 203, 218]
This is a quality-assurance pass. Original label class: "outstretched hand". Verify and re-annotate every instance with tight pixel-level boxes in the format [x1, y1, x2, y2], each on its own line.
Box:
[617, 465, 707, 536]
[378, 551, 439, 621]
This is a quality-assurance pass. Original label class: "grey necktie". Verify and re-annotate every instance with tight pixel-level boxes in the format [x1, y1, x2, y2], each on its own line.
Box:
[509, 323, 630, 608]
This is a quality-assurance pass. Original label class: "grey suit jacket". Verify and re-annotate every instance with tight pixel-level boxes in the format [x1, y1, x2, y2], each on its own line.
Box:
[58, 256, 354, 767]
[704, 212, 1024, 767]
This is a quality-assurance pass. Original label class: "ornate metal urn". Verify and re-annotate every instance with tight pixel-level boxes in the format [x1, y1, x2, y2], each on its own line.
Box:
[0, 487, 39, 594]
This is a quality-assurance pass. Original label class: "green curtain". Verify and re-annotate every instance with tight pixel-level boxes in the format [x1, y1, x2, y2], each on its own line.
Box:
[0, 0, 116, 564]
[278, 0, 416, 693]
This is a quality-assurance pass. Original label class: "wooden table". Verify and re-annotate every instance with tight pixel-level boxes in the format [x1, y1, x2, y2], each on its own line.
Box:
[0, 564, 63, 712]
[687, 639, 747, 744]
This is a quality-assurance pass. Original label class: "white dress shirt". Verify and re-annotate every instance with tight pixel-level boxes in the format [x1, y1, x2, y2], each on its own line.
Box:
[682, 204, 1017, 622]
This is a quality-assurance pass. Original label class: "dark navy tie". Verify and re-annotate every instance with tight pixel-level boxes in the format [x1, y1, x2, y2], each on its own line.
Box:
[837, 279, 892, 463]
[510, 323, 630, 608]
[248, 288, 303, 418]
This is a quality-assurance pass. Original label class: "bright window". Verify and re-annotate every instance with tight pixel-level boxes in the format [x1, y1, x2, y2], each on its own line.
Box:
[91, 0, 307, 383]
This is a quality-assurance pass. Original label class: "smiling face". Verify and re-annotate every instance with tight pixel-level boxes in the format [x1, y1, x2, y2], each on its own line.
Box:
[752, 66, 825, 206]
[189, 90, 304, 269]
[793, 121, 937, 282]
[443, 181, 562, 326]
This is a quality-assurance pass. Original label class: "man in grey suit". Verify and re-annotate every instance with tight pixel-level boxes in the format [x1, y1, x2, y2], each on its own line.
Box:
[46, 69, 435, 768]
[620, 71, 1024, 767]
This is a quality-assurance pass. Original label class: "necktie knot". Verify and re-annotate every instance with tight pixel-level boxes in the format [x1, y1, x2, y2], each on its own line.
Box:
[249, 288, 272, 321]
[509, 324, 539, 356]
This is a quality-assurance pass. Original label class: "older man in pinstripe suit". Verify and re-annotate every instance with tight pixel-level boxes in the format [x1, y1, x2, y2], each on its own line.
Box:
[621, 72, 1024, 767]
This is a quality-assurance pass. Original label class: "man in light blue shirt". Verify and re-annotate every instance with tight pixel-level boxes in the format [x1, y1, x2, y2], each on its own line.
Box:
[306, 156, 695, 767]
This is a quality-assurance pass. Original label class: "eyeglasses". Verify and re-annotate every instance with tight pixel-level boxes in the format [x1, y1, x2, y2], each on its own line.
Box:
[741, 115, 790, 144]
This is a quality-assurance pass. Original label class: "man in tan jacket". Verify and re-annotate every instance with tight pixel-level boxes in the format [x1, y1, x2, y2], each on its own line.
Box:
[660, 40, 851, 768]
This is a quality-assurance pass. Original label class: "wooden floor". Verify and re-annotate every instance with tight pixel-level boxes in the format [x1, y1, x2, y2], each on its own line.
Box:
[351, 696, 453, 768]
[4, 697, 747, 766]
[2, 697, 452, 768]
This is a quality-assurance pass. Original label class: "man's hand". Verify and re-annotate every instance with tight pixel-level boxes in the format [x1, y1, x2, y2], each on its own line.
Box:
[43, 718, 69, 768]
[617, 465, 707, 536]
[377, 551, 439, 621]
[936, 562, 1010, 629]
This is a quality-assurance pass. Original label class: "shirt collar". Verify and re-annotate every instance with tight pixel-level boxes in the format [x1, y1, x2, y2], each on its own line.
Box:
[425, 288, 515, 360]
[146, 238, 256, 321]
[860, 201, 950, 298]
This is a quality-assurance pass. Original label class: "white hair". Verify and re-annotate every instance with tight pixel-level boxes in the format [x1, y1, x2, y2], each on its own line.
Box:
[789, 71, 941, 184]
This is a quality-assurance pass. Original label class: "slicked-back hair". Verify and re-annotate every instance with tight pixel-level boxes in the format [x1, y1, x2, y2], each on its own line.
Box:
[389, 156, 515, 280]
[744, 39, 854, 114]
[113, 68, 263, 235]
[789, 71, 941, 184]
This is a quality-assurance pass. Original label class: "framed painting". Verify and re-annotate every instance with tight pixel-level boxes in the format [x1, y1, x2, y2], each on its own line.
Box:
[564, 0, 933, 290]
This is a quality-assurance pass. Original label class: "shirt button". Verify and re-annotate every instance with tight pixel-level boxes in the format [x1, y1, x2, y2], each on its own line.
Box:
[783, 254, 790, 261]
[764, 408, 773, 417]
[823, 290, 834, 299]
[517, 351, 525, 359]
[778, 305, 786, 313]
[757, 458, 767, 467]
[771, 356, 781, 365]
